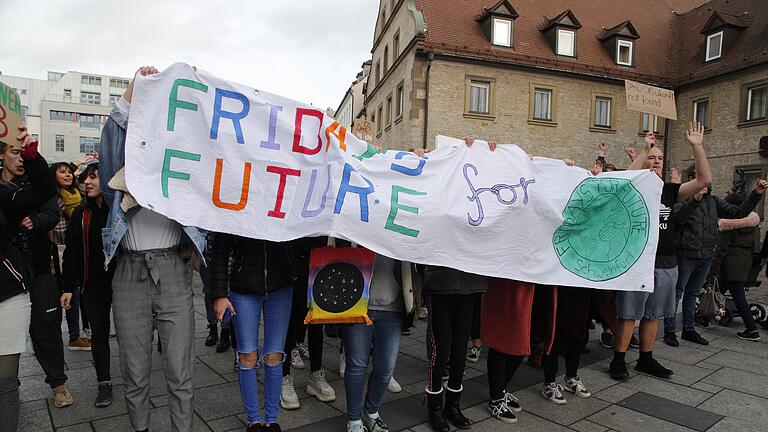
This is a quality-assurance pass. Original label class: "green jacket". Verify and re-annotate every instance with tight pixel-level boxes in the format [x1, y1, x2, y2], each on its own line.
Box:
[712, 226, 760, 282]
[675, 191, 761, 259]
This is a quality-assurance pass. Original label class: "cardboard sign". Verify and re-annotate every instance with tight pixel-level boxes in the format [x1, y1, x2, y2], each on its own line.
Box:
[352, 119, 373, 142]
[0, 81, 23, 147]
[625, 80, 677, 120]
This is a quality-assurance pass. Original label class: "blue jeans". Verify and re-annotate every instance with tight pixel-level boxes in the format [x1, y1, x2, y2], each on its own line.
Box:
[665, 257, 711, 333]
[721, 280, 758, 331]
[230, 288, 292, 424]
[340, 310, 403, 421]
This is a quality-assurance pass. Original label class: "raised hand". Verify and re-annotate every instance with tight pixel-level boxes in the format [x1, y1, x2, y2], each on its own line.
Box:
[597, 138, 607, 156]
[670, 167, 682, 184]
[124, 66, 161, 103]
[625, 146, 636, 161]
[644, 131, 656, 149]
[755, 178, 768, 195]
[685, 121, 705, 147]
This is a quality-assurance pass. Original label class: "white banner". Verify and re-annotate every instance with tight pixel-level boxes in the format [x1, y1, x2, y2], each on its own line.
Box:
[125, 63, 662, 291]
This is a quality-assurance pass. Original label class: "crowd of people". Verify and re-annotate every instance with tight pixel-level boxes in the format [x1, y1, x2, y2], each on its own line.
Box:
[0, 65, 766, 432]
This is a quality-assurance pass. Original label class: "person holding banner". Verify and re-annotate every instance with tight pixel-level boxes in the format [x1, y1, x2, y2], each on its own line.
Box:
[99, 66, 205, 432]
[610, 124, 714, 381]
[210, 233, 296, 432]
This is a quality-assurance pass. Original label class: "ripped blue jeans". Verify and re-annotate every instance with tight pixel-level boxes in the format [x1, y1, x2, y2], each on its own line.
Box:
[229, 288, 292, 424]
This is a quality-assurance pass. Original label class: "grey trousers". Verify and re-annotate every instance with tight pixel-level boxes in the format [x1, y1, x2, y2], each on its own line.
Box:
[112, 250, 194, 432]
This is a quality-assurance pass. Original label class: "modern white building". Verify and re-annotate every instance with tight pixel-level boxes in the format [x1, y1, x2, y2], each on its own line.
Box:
[334, 61, 371, 129]
[0, 70, 131, 162]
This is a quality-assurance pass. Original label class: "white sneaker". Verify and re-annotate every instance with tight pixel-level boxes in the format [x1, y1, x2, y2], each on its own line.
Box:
[387, 376, 402, 393]
[339, 350, 346, 378]
[280, 375, 300, 410]
[466, 346, 481, 363]
[347, 421, 366, 432]
[307, 370, 336, 402]
[563, 376, 591, 398]
[419, 307, 428, 320]
[297, 343, 311, 359]
[542, 382, 567, 405]
[290, 349, 305, 369]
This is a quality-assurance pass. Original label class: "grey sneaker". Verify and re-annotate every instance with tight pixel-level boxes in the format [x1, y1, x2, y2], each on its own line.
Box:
[290, 349, 305, 369]
[363, 414, 390, 432]
[563, 376, 591, 398]
[542, 382, 567, 405]
[280, 375, 300, 410]
[307, 370, 336, 402]
[347, 421, 366, 432]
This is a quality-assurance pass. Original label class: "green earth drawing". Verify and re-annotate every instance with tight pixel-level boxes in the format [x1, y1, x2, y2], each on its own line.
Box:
[553, 178, 650, 282]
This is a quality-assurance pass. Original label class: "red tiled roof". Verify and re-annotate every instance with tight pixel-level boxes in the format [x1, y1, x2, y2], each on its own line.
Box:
[412, 0, 767, 86]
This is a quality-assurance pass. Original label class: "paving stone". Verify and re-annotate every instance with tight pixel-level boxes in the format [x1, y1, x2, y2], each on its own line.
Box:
[19, 398, 47, 414]
[704, 350, 768, 376]
[57, 424, 95, 432]
[463, 411, 573, 432]
[18, 356, 45, 378]
[707, 333, 768, 358]
[621, 374, 713, 406]
[91, 406, 210, 431]
[265, 395, 342, 430]
[697, 388, 768, 424]
[704, 415, 766, 432]
[636, 358, 714, 387]
[702, 367, 768, 399]
[512, 383, 610, 426]
[593, 384, 638, 404]
[693, 361, 722, 371]
[48, 383, 129, 428]
[650, 343, 718, 365]
[207, 415, 244, 432]
[617, 392, 722, 431]
[690, 381, 722, 394]
[588, 405, 697, 432]
[193, 381, 245, 421]
[18, 405, 54, 432]
[570, 419, 610, 432]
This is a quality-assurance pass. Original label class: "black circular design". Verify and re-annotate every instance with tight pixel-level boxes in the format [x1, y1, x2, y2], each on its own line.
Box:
[313, 263, 365, 313]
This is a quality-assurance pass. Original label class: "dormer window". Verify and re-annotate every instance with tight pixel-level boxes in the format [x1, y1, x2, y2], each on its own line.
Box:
[705, 31, 723, 61]
[557, 29, 575, 57]
[617, 40, 633, 66]
[599, 20, 640, 67]
[492, 18, 512, 47]
[540, 9, 582, 58]
[701, 11, 748, 63]
[477, 0, 519, 48]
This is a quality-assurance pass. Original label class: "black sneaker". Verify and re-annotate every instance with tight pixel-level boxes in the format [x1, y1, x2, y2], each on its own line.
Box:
[663, 332, 679, 347]
[263, 423, 282, 432]
[600, 332, 614, 349]
[401, 328, 412, 336]
[629, 334, 640, 349]
[736, 329, 761, 341]
[488, 399, 518, 424]
[217, 329, 232, 353]
[205, 324, 218, 347]
[609, 360, 629, 381]
[95, 382, 112, 407]
[635, 357, 673, 378]
[247, 424, 264, 432]
[681, 330, 709, 346]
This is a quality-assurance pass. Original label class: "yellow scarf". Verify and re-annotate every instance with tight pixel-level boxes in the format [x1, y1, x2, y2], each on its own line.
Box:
[58, 188, 82, 217]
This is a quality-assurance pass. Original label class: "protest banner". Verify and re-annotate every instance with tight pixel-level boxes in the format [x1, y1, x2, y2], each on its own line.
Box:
[125, 63, 662, 291]
[352, 119, 373, 142]
[625, 79, 677, 120]
[0, 81, 23, 146]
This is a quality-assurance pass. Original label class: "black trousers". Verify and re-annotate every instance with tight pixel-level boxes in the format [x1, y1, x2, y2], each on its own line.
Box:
[427, 293, 477, 392]
[283, 281, 323, 375]
[82, 282, 112, 382]
[471, 294, 482, 340]
[29, 273, 67, 388]
[487, 349, 523, 400]
[542, 338, 582, 383]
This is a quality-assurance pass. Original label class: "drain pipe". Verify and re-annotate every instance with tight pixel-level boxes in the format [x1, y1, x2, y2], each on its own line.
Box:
[422, 51, 434, 149]
[662, 117, 670, 180]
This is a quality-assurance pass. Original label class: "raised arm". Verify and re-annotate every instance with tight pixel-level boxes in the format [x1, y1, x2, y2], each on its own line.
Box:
[626, 132, 655, 171]
[719, 212, 761, 232]
[678, 122, 712, 201]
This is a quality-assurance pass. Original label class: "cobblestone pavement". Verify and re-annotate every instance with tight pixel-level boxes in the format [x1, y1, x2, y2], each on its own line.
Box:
[17, 275, 768, 432]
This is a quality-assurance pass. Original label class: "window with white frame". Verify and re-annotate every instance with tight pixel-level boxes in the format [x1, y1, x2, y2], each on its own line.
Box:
[617, 40, 633, 66]
[110, 78, 129, 88]
[79, 113, 100, 128]
[557, 29, 575, 57]
[693, 98, 710, 129]
[80, 91, 101, 105]
[469, 81, 490, 114]
[79, 136, 100, 154]
[533, 88, 552, 121]
[109, 94, 121, 106]
[594, 96, 612, 127]
[705, 31, 723, 62]
[50, 110, 75, 121]
[55, 135, 65, 152]
[642, 113, 660, 133]
[81, 75, 101, 86]
[746, 84, 767, 121]
[63, 89, 72, 101]
[492, 18, 512, 47]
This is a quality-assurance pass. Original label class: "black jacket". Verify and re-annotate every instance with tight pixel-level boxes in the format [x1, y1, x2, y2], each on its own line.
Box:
[423, 266, 487, 295]
[675, 191, 761, 259]
[209, 233, 297, 298]
[0, 208, 34, 302]
[62, 199, 115, 294]
[713, 226, 759, 282]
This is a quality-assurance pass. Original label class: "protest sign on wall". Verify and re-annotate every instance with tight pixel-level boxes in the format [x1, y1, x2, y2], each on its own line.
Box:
[0, 81, 23, 146]
[625, 79, 677, 120]
[125, 63, 662, 291]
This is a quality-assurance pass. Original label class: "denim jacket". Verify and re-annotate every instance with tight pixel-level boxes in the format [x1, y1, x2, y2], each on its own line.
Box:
[99, 102, 205, 266]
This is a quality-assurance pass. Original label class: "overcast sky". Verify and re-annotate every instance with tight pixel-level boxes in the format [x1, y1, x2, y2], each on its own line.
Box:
[0, 0, 379, 110]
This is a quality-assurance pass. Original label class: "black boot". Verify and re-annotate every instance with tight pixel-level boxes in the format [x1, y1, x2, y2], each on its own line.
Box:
[426, 390, 450, 432]
[217, 328, 232, 353]
[444, 385, 471, 429]
[205, 324, 219, 347]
